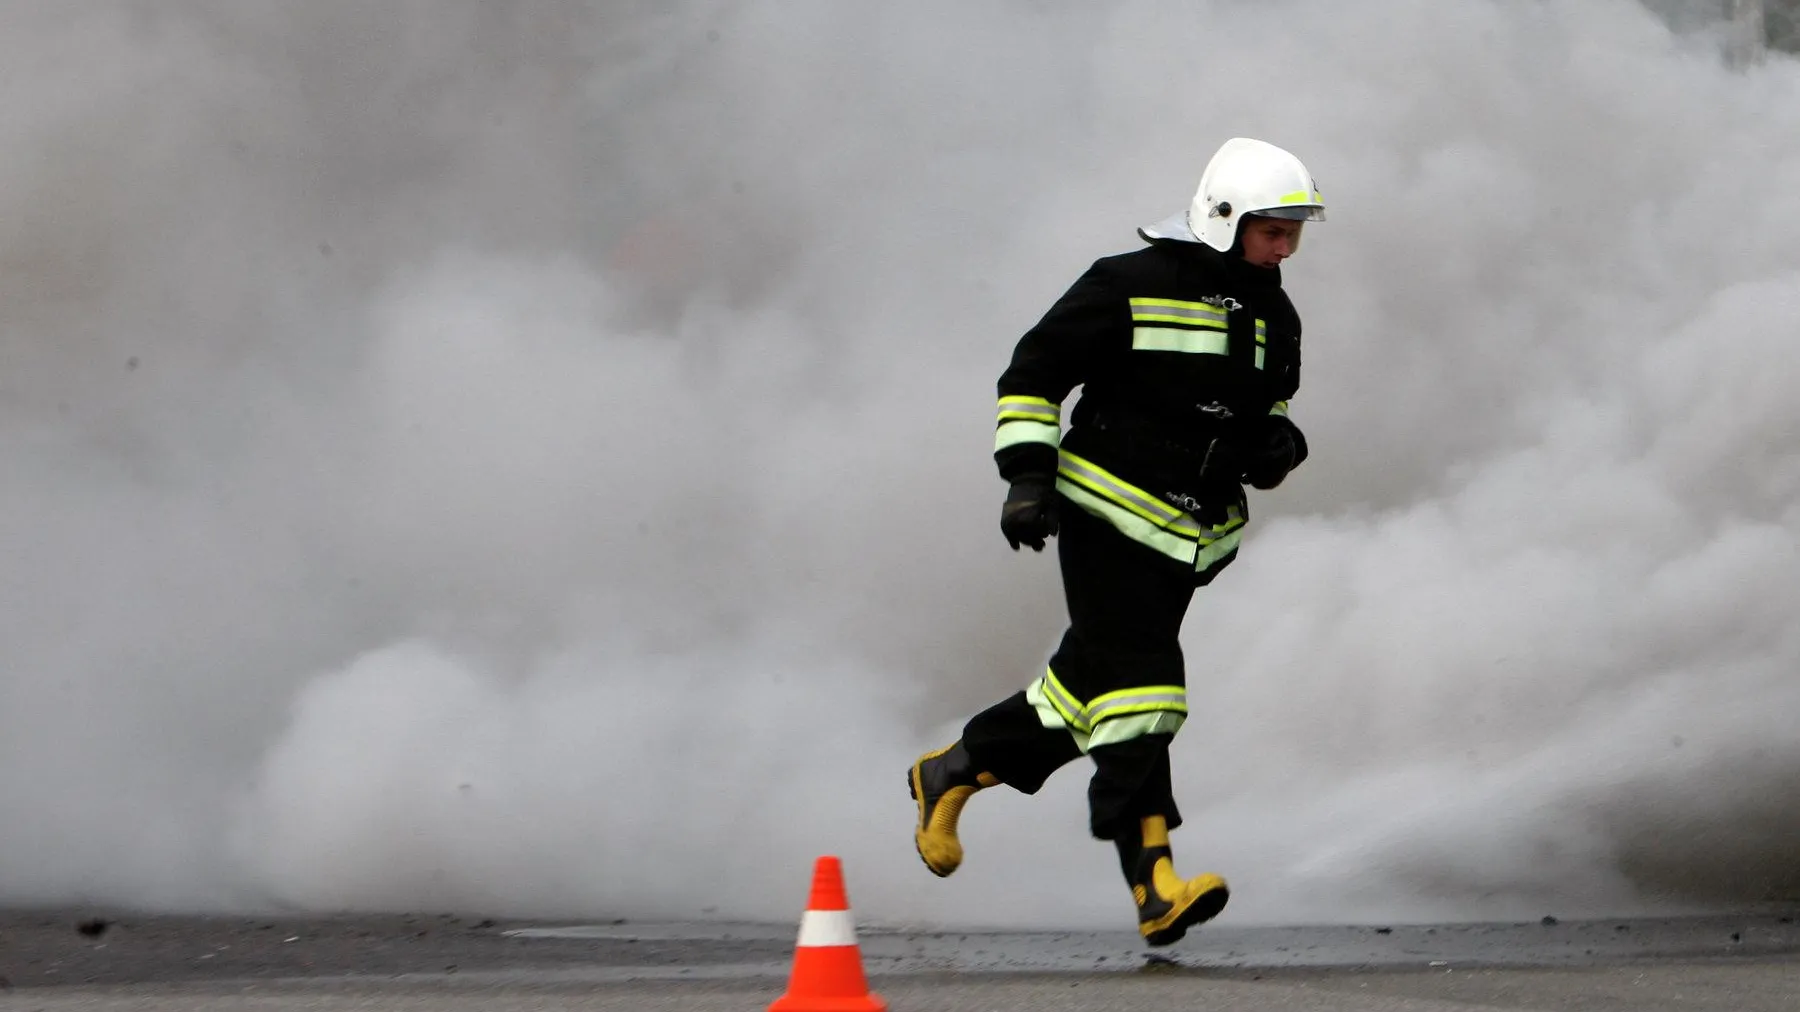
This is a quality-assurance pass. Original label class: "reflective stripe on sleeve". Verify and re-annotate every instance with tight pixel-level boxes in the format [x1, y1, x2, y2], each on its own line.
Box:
[995, 419, 1060, 451]
[995, 396, 1060, 452]
[997, 396, 1059, 424]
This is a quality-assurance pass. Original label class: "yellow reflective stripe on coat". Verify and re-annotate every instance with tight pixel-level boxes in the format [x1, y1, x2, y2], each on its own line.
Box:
[1127, 297, 1228, 328]
[994, 395, 1060, 451]
[1269, 400, 1289, 418]
[1057, 480, 1200, 564]
[995, 420, 1059, 451]
[1193, 525, 1244, 572]
[1132, 327, 1229, 355]
[1130, 313, 1268, 371]
[1057, 452, 1203, 538]
[997, 395, 1059, 423]
[1057, 450, 1248, 570]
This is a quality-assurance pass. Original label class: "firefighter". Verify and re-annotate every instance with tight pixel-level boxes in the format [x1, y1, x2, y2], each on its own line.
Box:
[908, 138, 1325, 947]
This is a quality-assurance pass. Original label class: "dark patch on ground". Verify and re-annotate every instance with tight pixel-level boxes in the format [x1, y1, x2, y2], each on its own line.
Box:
[0, 909, 792, 989]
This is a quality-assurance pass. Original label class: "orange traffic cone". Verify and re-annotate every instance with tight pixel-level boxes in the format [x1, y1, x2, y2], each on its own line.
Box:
[768, 856, 886, 1012]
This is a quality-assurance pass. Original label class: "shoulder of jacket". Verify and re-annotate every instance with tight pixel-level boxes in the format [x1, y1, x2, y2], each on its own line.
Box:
[1088, 244, 1191, 281]
[1263, 285, 1300, 322]
[1098, 243, 1181, 265]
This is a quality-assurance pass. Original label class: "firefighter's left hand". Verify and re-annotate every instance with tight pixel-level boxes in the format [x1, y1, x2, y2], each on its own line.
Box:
[1000, 475, 1059, 551]
[1242, 418, 1306, 490]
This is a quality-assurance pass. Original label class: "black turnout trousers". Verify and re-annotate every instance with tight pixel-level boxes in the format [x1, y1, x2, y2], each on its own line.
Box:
[961, 495, 1206, 840]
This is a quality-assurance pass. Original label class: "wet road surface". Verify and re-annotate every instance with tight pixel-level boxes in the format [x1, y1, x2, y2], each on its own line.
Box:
[2, 908, 1796, 1010]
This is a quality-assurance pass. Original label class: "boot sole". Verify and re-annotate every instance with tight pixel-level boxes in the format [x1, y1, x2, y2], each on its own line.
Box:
[1142, 882, 1230, 947]
[908, 749, 957, 877]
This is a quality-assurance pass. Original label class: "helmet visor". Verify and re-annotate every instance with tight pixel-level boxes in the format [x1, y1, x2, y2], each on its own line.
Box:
[1255, 205, 1326, 222]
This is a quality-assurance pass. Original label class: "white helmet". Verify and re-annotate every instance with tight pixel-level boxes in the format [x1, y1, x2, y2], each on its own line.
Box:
[1139, 137, 1325, 253]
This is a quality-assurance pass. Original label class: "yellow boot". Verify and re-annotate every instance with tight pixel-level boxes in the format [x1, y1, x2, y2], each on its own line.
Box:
[908, 741, 999, 877]
[1116, 815, 1229, 946]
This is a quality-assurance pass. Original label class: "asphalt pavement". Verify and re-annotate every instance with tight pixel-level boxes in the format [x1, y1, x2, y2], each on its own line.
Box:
[2, 908, 1796, 1010]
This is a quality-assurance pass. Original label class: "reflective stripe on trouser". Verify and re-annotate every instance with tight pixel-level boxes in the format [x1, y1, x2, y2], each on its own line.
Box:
[1055, 450, 1245, 577]
[959, 689, 1183, 838]
[995, 395, 1061, 452]
[1025, 667, 1186, 753]
[958, 503, 1196, 839]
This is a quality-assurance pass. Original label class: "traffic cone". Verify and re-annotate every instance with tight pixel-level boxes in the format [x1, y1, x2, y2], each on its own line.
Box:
[768, 855, 886, 1012]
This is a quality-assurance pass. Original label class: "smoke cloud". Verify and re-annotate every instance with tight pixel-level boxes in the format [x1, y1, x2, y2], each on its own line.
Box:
[1, 1, 1797, 928]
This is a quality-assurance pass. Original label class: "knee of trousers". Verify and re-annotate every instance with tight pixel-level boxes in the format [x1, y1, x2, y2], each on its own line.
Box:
[1045, 647, 1187, 698]
[962, 692, 1084, 792]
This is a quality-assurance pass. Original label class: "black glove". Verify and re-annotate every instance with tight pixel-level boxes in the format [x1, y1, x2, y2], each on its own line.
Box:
[1241, 418, 1305, 490]
[1000, 474, 1059, 551]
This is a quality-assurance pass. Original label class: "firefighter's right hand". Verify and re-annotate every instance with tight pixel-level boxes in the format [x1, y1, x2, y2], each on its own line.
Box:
[1000, 475, 1059, 552]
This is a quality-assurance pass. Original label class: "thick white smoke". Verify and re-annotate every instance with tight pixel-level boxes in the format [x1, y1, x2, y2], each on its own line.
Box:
[1, 1, 1796, 929]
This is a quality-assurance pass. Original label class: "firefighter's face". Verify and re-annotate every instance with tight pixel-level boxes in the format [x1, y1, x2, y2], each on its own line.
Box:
[1238, 217, 1304, 268]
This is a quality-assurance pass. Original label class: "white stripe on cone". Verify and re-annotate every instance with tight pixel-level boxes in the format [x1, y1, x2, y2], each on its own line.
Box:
[795, 909, 859, 948]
